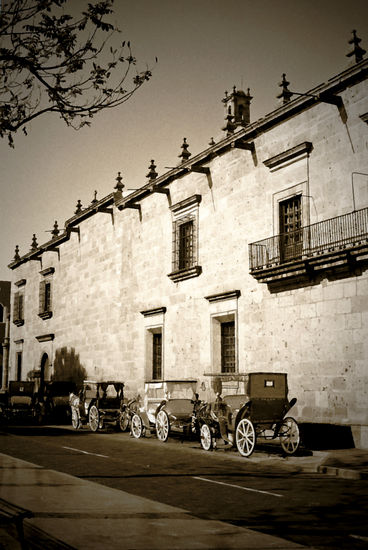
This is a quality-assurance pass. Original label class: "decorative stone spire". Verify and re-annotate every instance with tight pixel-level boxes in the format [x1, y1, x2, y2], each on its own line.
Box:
[346, 30, 366, 63]
[30, 234, 38, 250]
[14, 245, 20, 261]
[277, 73, 293, 104]
[114, 171, 124, 193]
[178, 138, 191, 163]
[208, 137, 215, 146]
[91, 190, 98, 205]
[51, 221, 59, 238]
[146, 160, 158, 182]
[75, 199, 83, 214]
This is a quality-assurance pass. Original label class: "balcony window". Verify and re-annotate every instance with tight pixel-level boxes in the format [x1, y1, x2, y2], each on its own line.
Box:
[249, 207, 368, 285]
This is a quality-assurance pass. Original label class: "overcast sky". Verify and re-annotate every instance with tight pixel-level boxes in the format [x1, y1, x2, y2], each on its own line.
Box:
[1, 0, 367, 281]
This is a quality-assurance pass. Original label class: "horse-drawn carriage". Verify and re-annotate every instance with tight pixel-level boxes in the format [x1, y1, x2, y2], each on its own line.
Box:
[0, 381, 44, 424]
[69, 380, 126, 432]
[198, 372, 300, 457]
[130, 380, 201, 441]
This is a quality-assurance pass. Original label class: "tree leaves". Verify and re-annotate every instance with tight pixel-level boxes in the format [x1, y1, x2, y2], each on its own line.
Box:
[0, 0, 155, 145]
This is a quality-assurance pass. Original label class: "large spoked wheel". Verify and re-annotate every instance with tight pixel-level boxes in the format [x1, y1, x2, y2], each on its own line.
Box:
[279, 417, 300, 455]
[200, 424, 213, 451]
[131, 413, 144, 438]
[71, 407, 81, 429]
[119, 411, 130, 432]
[235, 418, 256, 457]
[88, 405, 100, 432]
[156, 410, 170, 442]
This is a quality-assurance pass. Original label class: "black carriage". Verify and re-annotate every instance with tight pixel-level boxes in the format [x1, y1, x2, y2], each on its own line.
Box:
[69, 380, 125, 432]
[43, 380, 77, 421]
[198, 372, 300, 457]
[0, 381, 44, 424]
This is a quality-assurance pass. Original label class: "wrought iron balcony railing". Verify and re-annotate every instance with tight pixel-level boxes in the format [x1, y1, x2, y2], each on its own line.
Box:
[249, 207, 368, 272]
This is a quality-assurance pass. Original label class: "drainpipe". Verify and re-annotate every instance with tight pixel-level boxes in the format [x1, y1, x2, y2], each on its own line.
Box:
[1, 307, 10, 390]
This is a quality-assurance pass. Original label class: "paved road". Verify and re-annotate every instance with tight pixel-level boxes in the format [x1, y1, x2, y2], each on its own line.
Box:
[1, 423, 367, 549]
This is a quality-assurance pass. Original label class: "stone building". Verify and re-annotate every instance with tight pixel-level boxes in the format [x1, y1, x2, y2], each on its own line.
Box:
[7, 37, 368, 447]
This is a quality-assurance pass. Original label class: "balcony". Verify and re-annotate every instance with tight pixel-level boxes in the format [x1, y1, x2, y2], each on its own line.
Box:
[249, 207, 368, 286]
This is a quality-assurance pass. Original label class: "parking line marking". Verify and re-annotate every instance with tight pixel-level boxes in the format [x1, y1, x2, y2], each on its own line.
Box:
[193, 476, 283, 498]
[62, 446, 109, 458]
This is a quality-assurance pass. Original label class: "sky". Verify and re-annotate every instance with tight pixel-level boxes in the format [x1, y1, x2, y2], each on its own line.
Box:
[1, 0, 368, 281]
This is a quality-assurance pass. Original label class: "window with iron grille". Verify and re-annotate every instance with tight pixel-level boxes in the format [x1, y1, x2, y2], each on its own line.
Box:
[221, 321, 235, 373]
[16, 352, 22, 381]
[13, 291, 24, 326]
[39, 279, 53, 319]
[178, 220, 194, 270]
[152, 332, 162, 380]
[168, 195, 202, 282]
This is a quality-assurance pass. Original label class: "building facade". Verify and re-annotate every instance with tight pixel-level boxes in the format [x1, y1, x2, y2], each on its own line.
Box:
[7, 51, 368, 447]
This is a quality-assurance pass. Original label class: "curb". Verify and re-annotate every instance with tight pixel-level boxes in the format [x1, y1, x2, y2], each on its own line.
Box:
[317, 465, 368, 480]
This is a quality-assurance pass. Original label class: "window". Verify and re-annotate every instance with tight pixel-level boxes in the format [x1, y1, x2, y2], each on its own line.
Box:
[16, 352, 22, 381]
[279, 195, 302, 261]
[0, 304, 3, 323]
[141, 307, 166, 382]
[178, 219, 194, 270]
[168, 195, 202, 282]
[221, 321, 235, 373]
[152, 332, 162, 380]
[39, 267, 54, 320]
[13, 291, 24, 326]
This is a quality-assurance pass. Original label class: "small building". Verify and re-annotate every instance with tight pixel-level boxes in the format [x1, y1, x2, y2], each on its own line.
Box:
[7, 35, 368, 447]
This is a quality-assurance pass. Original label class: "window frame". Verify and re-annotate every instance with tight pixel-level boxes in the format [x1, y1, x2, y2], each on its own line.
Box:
[38, 267, 54, 320]
[168, 194, 202, 283]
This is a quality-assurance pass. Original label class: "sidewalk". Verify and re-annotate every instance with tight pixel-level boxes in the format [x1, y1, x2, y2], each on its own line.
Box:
[1, 448, 367, 550]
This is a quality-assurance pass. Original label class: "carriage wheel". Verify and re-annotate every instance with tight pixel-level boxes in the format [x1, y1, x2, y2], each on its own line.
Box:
[235, 418, 256, 457]
[200, 424, 213, 451]
[131, 413, 144, 438]
[88, 405, 100, 432]
[71, 408, 81, 430]
[119, 411, 130, 432]
[279, 417, 300, 455]
[156, 410, 170, 442]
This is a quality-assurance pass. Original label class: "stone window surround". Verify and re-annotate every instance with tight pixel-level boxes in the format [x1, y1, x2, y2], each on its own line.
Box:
[204, 290, 240, 376]
[141, 307, 166, 382]
[38, 267, 54, 320]
[168, 195, 202, 283]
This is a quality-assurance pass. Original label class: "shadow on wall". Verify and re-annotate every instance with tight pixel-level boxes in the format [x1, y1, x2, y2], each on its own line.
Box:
[300, 423, 355, 450]
[52, 347, 87, 390]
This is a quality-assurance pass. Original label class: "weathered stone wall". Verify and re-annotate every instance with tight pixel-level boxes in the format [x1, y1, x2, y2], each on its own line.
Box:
[8, 70, 368, 446]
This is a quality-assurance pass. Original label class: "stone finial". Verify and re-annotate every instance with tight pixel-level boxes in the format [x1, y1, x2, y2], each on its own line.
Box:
[14, 245, 20, 261]
[30, 234, 38, 250]
[114, 171, 124, 192]
[178, 138, 191, 163]
[209, 137, 215, 146]
[91, 190, 98, 204]
[277, 73, 293, 104]
[51, 221, 59, 238]
[346, 30, 366, 63]
[75, 200, 83, 214]
[146, 160, 158, 182]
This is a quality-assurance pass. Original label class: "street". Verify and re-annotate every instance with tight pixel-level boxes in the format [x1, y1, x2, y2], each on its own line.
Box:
[1, 423, 367, 550]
